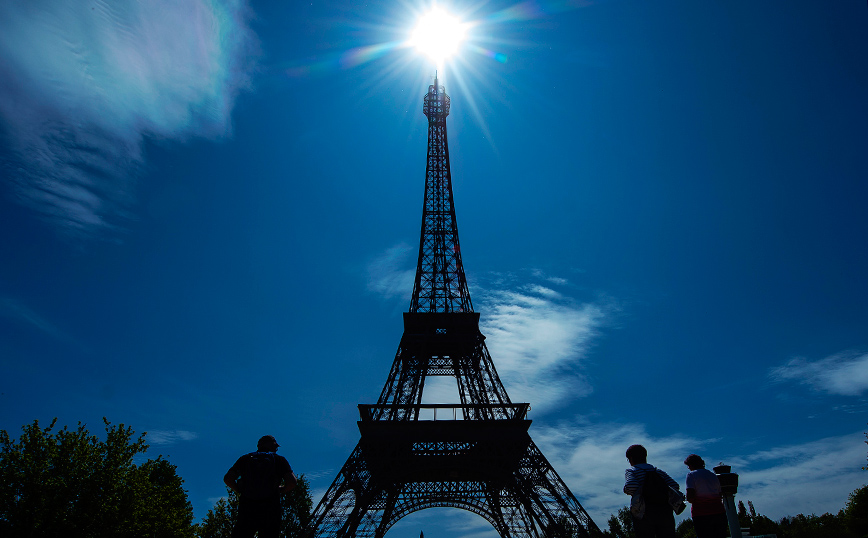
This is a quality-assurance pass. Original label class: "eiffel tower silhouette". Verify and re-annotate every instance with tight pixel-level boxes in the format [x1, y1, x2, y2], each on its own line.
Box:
[308, 76, 602, 538]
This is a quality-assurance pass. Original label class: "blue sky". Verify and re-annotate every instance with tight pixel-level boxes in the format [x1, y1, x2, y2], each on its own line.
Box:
[1, 0, 867, 535]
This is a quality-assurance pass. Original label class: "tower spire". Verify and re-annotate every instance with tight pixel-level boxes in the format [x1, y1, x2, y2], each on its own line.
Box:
[410, 75, 472, 313]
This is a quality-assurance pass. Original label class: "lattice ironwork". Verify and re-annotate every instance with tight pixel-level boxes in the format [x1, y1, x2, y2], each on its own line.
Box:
[308, 77, 602, 538]
[372, 313, 513, 420]
[410, 79, 471, 314]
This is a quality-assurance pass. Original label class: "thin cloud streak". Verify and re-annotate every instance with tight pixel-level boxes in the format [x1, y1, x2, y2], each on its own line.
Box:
[534, 421, 868, 524]
[146, 430, 200, 445]
[770, 351, 868, 396]
[366, 243, 415, 301]
[719, 431, 867, 519]
[0, 297, 64, 341]
[0, 0, 256, 236]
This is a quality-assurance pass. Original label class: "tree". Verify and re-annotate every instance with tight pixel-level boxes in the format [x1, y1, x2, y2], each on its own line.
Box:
[841, 484, 868, 538]
[737, 500, 751, 528]
[747, 500, 757, 519]
[748, 513, 779, 536]
[197, 475, 313, 538]
[0, 418, 194, 537]
[674, 518, 696, 538]
[600, 506, 696, 538]
[282, 474, 313, 537]
[777, 512, 843, 538]
[601, 506, 634, 538]
[197, 490, 238, 538]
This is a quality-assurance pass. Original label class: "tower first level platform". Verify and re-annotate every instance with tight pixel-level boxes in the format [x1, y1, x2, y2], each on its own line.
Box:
[357, 405, 532, 485]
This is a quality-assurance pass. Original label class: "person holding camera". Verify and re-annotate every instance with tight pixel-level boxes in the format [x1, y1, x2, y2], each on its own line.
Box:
[683, 454, 727, 538]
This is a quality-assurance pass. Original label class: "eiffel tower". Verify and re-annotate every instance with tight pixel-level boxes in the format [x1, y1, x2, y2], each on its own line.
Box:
[308, 76, 602, 538]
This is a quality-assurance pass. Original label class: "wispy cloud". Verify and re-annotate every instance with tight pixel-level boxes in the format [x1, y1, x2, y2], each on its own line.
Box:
[0, 0, 256, 237]
[477, 273, 612, 414]
[770, 351, 868, 396]
[366, 243, 415, 301]
[146, 429, 199, 445]
[0, 296, 64, 341]
[534, 421, 867, 525]
[303, 469, 337, 481]
[716, 431, 867, 519]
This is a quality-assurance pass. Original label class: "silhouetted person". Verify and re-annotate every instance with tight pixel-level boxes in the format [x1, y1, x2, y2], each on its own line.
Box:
[623, 444, 680, 538]
[683, 454, 727, 538]
[224, 435, 297, 538]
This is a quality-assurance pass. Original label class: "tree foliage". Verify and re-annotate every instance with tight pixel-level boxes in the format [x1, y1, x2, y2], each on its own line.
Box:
[282, 474, 314, 537]
[601, 506, 702, 538]
[601, 506, 634, 538]
[736, 490, 868, 538]
[197, 475, 313, 538]
[674, 518, 696, 538]
[842, 484, 868, 538]
[197, 491, 238, 538]
[0, 418, 194, 538]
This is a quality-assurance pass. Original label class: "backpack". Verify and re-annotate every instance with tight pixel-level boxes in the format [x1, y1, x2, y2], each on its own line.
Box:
[240, 452, 278, 500]
[642, 467, 670, 509]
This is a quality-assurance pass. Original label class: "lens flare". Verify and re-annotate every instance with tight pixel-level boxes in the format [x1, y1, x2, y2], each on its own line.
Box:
[409, 7, 468, 65]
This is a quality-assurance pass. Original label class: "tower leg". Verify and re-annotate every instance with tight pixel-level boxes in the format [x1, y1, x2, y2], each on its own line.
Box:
[308, 438, 600, 538]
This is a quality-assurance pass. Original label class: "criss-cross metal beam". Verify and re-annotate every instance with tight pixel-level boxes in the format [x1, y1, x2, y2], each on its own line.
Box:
[410, 77, 472, 314]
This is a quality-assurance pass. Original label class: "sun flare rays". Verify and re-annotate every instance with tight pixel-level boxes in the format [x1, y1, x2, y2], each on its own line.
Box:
[273, 0, 598, 147]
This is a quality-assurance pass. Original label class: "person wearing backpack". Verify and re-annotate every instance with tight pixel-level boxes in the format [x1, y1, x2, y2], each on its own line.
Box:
[683, 454, 727, 538]
[224, 435, 298, 538]
[623, 444, 681, 538]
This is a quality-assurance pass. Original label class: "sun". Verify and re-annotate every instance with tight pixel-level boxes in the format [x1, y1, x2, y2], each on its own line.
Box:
[409, 6, 468, 66]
